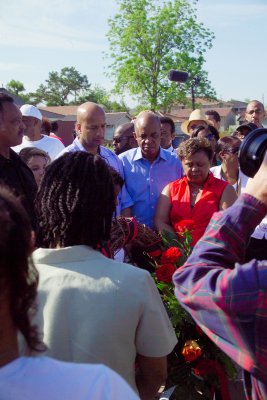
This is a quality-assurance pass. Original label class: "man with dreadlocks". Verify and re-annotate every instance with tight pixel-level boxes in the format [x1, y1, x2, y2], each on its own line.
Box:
[0, 185, 139, 400]
[33, 152, 177, 399]
[57, 101, 133, 216]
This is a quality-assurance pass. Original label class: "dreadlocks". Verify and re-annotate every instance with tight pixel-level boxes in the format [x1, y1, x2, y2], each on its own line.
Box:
[0, 186, 42, 352]
[36, 152, 116, 249]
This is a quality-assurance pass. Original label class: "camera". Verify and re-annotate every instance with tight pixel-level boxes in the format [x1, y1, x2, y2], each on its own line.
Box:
[239, 128, 267, 177]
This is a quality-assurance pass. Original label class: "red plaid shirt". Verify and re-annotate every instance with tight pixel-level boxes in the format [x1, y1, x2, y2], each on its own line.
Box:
[174, 194, 267, 400]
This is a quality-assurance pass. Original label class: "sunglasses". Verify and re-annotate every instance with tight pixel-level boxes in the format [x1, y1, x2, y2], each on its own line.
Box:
[225, 147, 240, 155]
[203, 133, 215, 141]
[113, 136, 132, 144]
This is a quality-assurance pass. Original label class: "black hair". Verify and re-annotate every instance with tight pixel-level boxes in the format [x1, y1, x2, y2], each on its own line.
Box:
[36, 152, 116, 249]
[51, 121, 59, 132]
[0, 93, 14, 114]
[0, 186, 43, 352]
[192, 125, 220, 141]
[159, 116, 175, 133]
[178, 137, 214, 162]
[205, 109, 221, 122]
[107, 166, 124, 189]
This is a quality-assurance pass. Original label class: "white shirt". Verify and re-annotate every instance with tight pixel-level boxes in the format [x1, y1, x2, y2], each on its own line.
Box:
[210, 165, 248, 195]
[32, 245, 177, 392]
[0, 356, 139, 400]
[165, 145, 175, 153]
[246, 178, 267, 239]
[13, 135, 65, 161]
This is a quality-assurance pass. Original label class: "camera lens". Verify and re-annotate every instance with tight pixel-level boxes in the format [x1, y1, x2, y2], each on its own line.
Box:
[239, 128, 267, 177]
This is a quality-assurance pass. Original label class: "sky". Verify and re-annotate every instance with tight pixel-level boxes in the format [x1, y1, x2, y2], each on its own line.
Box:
[1, 0, 267, 106]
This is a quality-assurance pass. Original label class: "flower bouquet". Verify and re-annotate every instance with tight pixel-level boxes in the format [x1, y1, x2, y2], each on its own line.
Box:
[146, 221, 236, 400]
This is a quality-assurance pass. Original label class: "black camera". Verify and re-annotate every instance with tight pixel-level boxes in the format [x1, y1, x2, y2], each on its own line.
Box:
[239, 128, 267, 177]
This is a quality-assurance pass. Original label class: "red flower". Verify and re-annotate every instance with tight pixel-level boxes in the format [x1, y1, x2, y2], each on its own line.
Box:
[175, 219, 194, 235]
[155, 263, 177, 283]
[160, 247, 182, 264]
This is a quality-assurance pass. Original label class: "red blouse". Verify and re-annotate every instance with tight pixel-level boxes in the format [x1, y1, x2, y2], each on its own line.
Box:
[169, 173, 228, 246]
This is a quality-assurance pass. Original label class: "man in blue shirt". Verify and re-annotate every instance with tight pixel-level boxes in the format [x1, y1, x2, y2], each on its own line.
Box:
[119, 111, 183, 229]
[57, 102, 132, 215]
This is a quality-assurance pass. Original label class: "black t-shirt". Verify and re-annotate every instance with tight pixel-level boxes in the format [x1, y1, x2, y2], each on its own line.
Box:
[0, 149, 37, 228]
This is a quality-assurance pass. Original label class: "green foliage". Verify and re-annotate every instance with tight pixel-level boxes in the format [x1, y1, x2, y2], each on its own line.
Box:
[6, 80, 31, 103]
[76, 84, 129, 112]
[32, 67, 90, 106]
[106, 0, 216, 110]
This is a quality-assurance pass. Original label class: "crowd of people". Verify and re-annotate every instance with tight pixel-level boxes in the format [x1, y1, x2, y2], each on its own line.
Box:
[0, 91, 267, 400]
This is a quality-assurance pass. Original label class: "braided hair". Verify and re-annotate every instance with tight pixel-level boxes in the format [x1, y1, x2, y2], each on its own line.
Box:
[0, 186, 43, 352]
[36, 152, 116, 249]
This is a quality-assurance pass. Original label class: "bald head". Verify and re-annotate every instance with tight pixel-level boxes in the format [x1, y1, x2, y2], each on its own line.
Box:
[134, 111, 161, 162]
[76, 102, 106, 154]
[77, 102, 105, 124]
[134, 111, 160, 131]
[245, 100, 265, 127]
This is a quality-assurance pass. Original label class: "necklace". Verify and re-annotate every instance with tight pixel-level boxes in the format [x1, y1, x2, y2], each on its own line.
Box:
[189, 184, 203, 198]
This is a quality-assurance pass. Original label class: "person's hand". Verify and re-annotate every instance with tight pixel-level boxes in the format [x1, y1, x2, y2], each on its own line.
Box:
[245, 150, 267, 206]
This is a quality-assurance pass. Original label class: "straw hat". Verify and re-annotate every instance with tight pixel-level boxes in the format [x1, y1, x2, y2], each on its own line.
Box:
[181, 109, 208, 134]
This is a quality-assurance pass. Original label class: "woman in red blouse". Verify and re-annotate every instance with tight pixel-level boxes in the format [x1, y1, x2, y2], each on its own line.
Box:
[155, 138, 237, 246]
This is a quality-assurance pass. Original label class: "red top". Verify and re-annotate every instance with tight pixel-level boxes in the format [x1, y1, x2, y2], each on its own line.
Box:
[169, 173, 228, 246]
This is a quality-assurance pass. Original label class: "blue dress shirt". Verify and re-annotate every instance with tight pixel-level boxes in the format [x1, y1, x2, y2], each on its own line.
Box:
[57, 138, 133, 213]
[119, 147, 183, 228]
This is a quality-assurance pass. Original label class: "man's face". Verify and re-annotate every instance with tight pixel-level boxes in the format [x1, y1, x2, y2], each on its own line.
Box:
[188, 120, 207, 136]
[134, 115, 161, 161]
[205, 115, 220, 131]
[113, 127, 132, 155]
[0, 102, 25, 149]
[160, 122, 175, 149]
[77, 108, 106, 150]
[245, 102, 265, 127]
[22, 116, 37, 137]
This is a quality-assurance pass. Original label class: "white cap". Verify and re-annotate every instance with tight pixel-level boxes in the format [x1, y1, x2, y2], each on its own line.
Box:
[20, 104, 42, 121]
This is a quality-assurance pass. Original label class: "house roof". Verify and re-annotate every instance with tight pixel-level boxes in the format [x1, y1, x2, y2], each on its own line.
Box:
[39, 106, 78, 116]
[0, 88, 24, 106]
[40, 107, 131, 126]
[165, 107, 236, 122]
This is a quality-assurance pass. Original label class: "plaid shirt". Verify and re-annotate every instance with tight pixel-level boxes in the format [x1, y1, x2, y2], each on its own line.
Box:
[173, 194, 267, 400]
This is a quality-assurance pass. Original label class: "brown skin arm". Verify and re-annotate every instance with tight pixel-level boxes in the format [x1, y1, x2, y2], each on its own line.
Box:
[245, 151, 267, 205]
[219, 184, 238, 210]
[154, 184, 175, 234]
[135, 354, 167, 400]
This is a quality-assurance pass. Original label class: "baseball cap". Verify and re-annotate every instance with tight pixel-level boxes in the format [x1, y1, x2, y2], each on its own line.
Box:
[236, 122, 258, 133]
[20, 104, 42, 121]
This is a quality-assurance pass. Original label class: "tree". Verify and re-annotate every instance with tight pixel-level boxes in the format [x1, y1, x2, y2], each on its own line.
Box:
[6, 80, 31, 103]
[77, 84, 129, 112]
[32, 67, 90, 106]
[106, 0, 216, 110]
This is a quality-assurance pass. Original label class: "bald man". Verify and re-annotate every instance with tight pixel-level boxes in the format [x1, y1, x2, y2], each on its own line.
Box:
[119, 111, 183, 229]
[57, 102, 133, 215]
[245, 100, 265, 128]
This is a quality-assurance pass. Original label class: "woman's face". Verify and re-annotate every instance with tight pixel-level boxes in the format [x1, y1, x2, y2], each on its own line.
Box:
[27, 155, 48, 187]
[220, 146, 240, 170]
[197, 128, 217, 151]
[182, 151, 211, 184]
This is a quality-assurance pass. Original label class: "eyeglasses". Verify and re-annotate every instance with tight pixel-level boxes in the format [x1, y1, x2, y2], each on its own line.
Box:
[225, 147, 240, 155]
[113, 136, 132, 144]
[203, 133, 215, 141]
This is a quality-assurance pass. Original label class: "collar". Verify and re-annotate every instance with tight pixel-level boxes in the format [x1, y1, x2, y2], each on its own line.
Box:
[182, 172, 215, 188]
[33, 245, 106, 265]
[73, 138, 108, 157]
[166, 145, 174, 152]
[132, 146, 168, 162]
